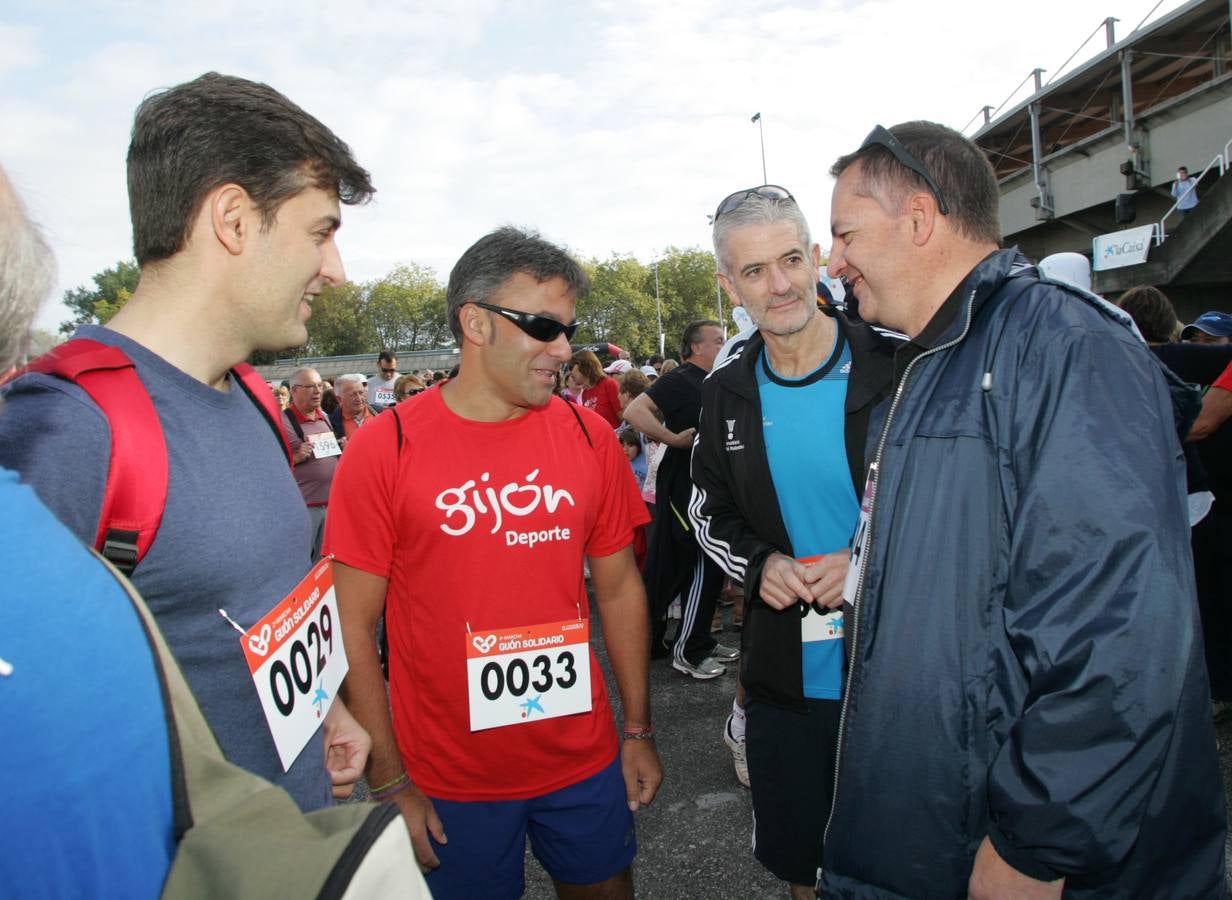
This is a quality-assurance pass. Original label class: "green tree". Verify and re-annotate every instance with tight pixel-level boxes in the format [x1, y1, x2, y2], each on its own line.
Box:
[59, 260, 140, 334]
[93, 287, 132, 325]
[652, 247, 722, 357]
[304, 281, 369, 357]
[365, 264, 449, 352]
[578, 256, 658, 360]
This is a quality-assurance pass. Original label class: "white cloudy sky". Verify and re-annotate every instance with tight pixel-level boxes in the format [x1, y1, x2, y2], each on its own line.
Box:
[2, 0, 1186, 332]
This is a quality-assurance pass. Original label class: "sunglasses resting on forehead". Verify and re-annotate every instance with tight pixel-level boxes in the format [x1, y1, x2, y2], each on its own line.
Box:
[713, 184, 796, 222]
[470, 301, 579, 343]
[855, 125, 951, 216]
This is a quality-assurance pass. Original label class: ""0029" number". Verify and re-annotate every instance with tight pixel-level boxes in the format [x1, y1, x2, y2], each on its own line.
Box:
[269, 605, 335, 716]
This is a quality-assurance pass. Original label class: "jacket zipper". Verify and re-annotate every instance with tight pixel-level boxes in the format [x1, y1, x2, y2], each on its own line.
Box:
[821, 286, 980, 856]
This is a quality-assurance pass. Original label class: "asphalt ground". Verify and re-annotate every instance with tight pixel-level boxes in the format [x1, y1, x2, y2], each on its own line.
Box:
[522, 598, 777, 899]
[356, 594, 1232, 898]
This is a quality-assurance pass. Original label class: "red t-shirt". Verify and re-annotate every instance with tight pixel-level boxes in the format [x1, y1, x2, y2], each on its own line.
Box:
[324, 390, 649, 801]
[579, 376, 622, 428]
[1214, 360, 1232, 393]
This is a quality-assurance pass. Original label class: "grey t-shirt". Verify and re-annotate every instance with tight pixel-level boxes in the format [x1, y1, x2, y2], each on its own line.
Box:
[0, 325, 330, 810]
[367, 373, 398, 410]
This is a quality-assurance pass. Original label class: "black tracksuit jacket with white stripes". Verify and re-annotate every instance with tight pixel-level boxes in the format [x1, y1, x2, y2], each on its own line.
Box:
[688, 308, 895, 711]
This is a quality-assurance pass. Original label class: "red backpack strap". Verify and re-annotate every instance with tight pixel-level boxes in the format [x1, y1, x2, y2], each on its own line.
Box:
[232, 363, 293, 466]
[24, 339, 167, 574]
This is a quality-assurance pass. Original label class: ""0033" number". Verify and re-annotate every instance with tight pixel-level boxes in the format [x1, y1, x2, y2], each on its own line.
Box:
[480, 650, 578, 701]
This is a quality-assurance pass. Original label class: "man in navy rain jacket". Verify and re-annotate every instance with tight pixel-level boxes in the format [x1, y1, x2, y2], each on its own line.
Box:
[821, 120, 1225, 899]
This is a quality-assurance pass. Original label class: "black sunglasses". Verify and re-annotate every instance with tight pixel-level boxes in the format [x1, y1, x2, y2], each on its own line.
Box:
[471, 301, 579, 343]
[857, 125, 950, 216]
[713, 184, 796, 222]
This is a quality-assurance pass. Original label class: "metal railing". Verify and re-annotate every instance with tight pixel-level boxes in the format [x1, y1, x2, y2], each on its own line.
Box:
[1155, 136, 1231, 245]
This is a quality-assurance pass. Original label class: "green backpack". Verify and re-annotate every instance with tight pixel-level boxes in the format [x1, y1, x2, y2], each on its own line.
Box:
[103, 555, 431, 899]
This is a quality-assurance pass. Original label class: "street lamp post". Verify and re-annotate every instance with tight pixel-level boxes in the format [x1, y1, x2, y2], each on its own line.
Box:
[751, 112, 767, 183]
[653, 259, 665, 357]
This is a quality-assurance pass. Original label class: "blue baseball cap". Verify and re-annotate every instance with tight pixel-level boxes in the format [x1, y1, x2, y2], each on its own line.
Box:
[1181, 311, 1232, 340]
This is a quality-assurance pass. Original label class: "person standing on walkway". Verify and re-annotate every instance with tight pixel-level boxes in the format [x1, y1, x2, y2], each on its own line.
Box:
[624, 320, 737, 679]
[1171, 165, 1199, 217]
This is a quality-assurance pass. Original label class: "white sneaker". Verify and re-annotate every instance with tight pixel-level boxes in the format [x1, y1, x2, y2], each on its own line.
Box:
[668, 598, 681, 619]
[724, 713, 750, 788]
[672, 656, 726, 680]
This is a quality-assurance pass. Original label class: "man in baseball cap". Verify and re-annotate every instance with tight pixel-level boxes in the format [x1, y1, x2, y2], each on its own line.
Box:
[1181, 311, 1232, 344]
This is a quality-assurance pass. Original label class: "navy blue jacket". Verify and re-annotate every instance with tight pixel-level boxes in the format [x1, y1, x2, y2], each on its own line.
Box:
[819, 249, 1226, 897]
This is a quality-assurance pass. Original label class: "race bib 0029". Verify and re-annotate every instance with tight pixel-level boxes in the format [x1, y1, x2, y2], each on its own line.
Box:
[241, 559, 349, 770]
[466, 619, 592, 731]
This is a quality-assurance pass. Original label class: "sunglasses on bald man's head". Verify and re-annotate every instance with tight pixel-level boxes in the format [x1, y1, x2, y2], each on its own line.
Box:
[471, 301, 579, 343]
[713, 185, 796, 223]
[856, 125, 950, 216]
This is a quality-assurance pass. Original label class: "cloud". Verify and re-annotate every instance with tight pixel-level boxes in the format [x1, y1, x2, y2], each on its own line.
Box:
[6, 0, 1190, 333]
[0, 23, 42, 76]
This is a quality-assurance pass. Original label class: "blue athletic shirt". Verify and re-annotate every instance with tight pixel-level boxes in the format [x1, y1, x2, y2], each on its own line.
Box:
[0, 468, 175, 896]
[757, 331, 858, 699]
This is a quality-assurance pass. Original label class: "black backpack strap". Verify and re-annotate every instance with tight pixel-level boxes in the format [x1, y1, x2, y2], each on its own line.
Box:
[283, 407, 306, 443]
[563, 399, 594, 448]
[232, 363, 293, 465]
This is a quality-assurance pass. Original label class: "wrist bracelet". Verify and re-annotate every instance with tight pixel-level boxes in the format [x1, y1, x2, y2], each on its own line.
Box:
[621, 726, 655, 741]
[370, 771, 408, 794]
[371, 778, 413, 802]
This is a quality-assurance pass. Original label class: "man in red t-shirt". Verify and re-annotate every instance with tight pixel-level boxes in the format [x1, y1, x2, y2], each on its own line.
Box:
[326, 227, 661, 899]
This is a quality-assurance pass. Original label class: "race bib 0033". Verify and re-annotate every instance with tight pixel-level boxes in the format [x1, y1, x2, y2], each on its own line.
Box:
[241, 559, 349, 770]
[466, 619, 592, 731]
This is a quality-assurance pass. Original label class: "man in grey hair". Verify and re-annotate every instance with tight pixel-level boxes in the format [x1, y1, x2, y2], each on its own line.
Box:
[0, 170, 54, 373]
[689, 184, 894, 896]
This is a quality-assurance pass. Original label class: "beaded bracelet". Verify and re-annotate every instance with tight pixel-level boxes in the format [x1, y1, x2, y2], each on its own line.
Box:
[370, 771, 409, 796]
[372, 778, 413, 802]
[621, 725, 656, 741]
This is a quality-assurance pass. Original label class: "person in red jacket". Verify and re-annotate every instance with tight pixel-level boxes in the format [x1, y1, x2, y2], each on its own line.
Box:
[565, 350, 622, 427]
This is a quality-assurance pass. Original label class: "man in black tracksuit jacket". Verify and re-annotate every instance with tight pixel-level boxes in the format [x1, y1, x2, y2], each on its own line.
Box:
[688, 184, 895, 898]
[690, 315, 893, 707]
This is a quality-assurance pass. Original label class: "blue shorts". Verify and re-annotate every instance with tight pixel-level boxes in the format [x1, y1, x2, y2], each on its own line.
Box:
[424, 754, 636, 899]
